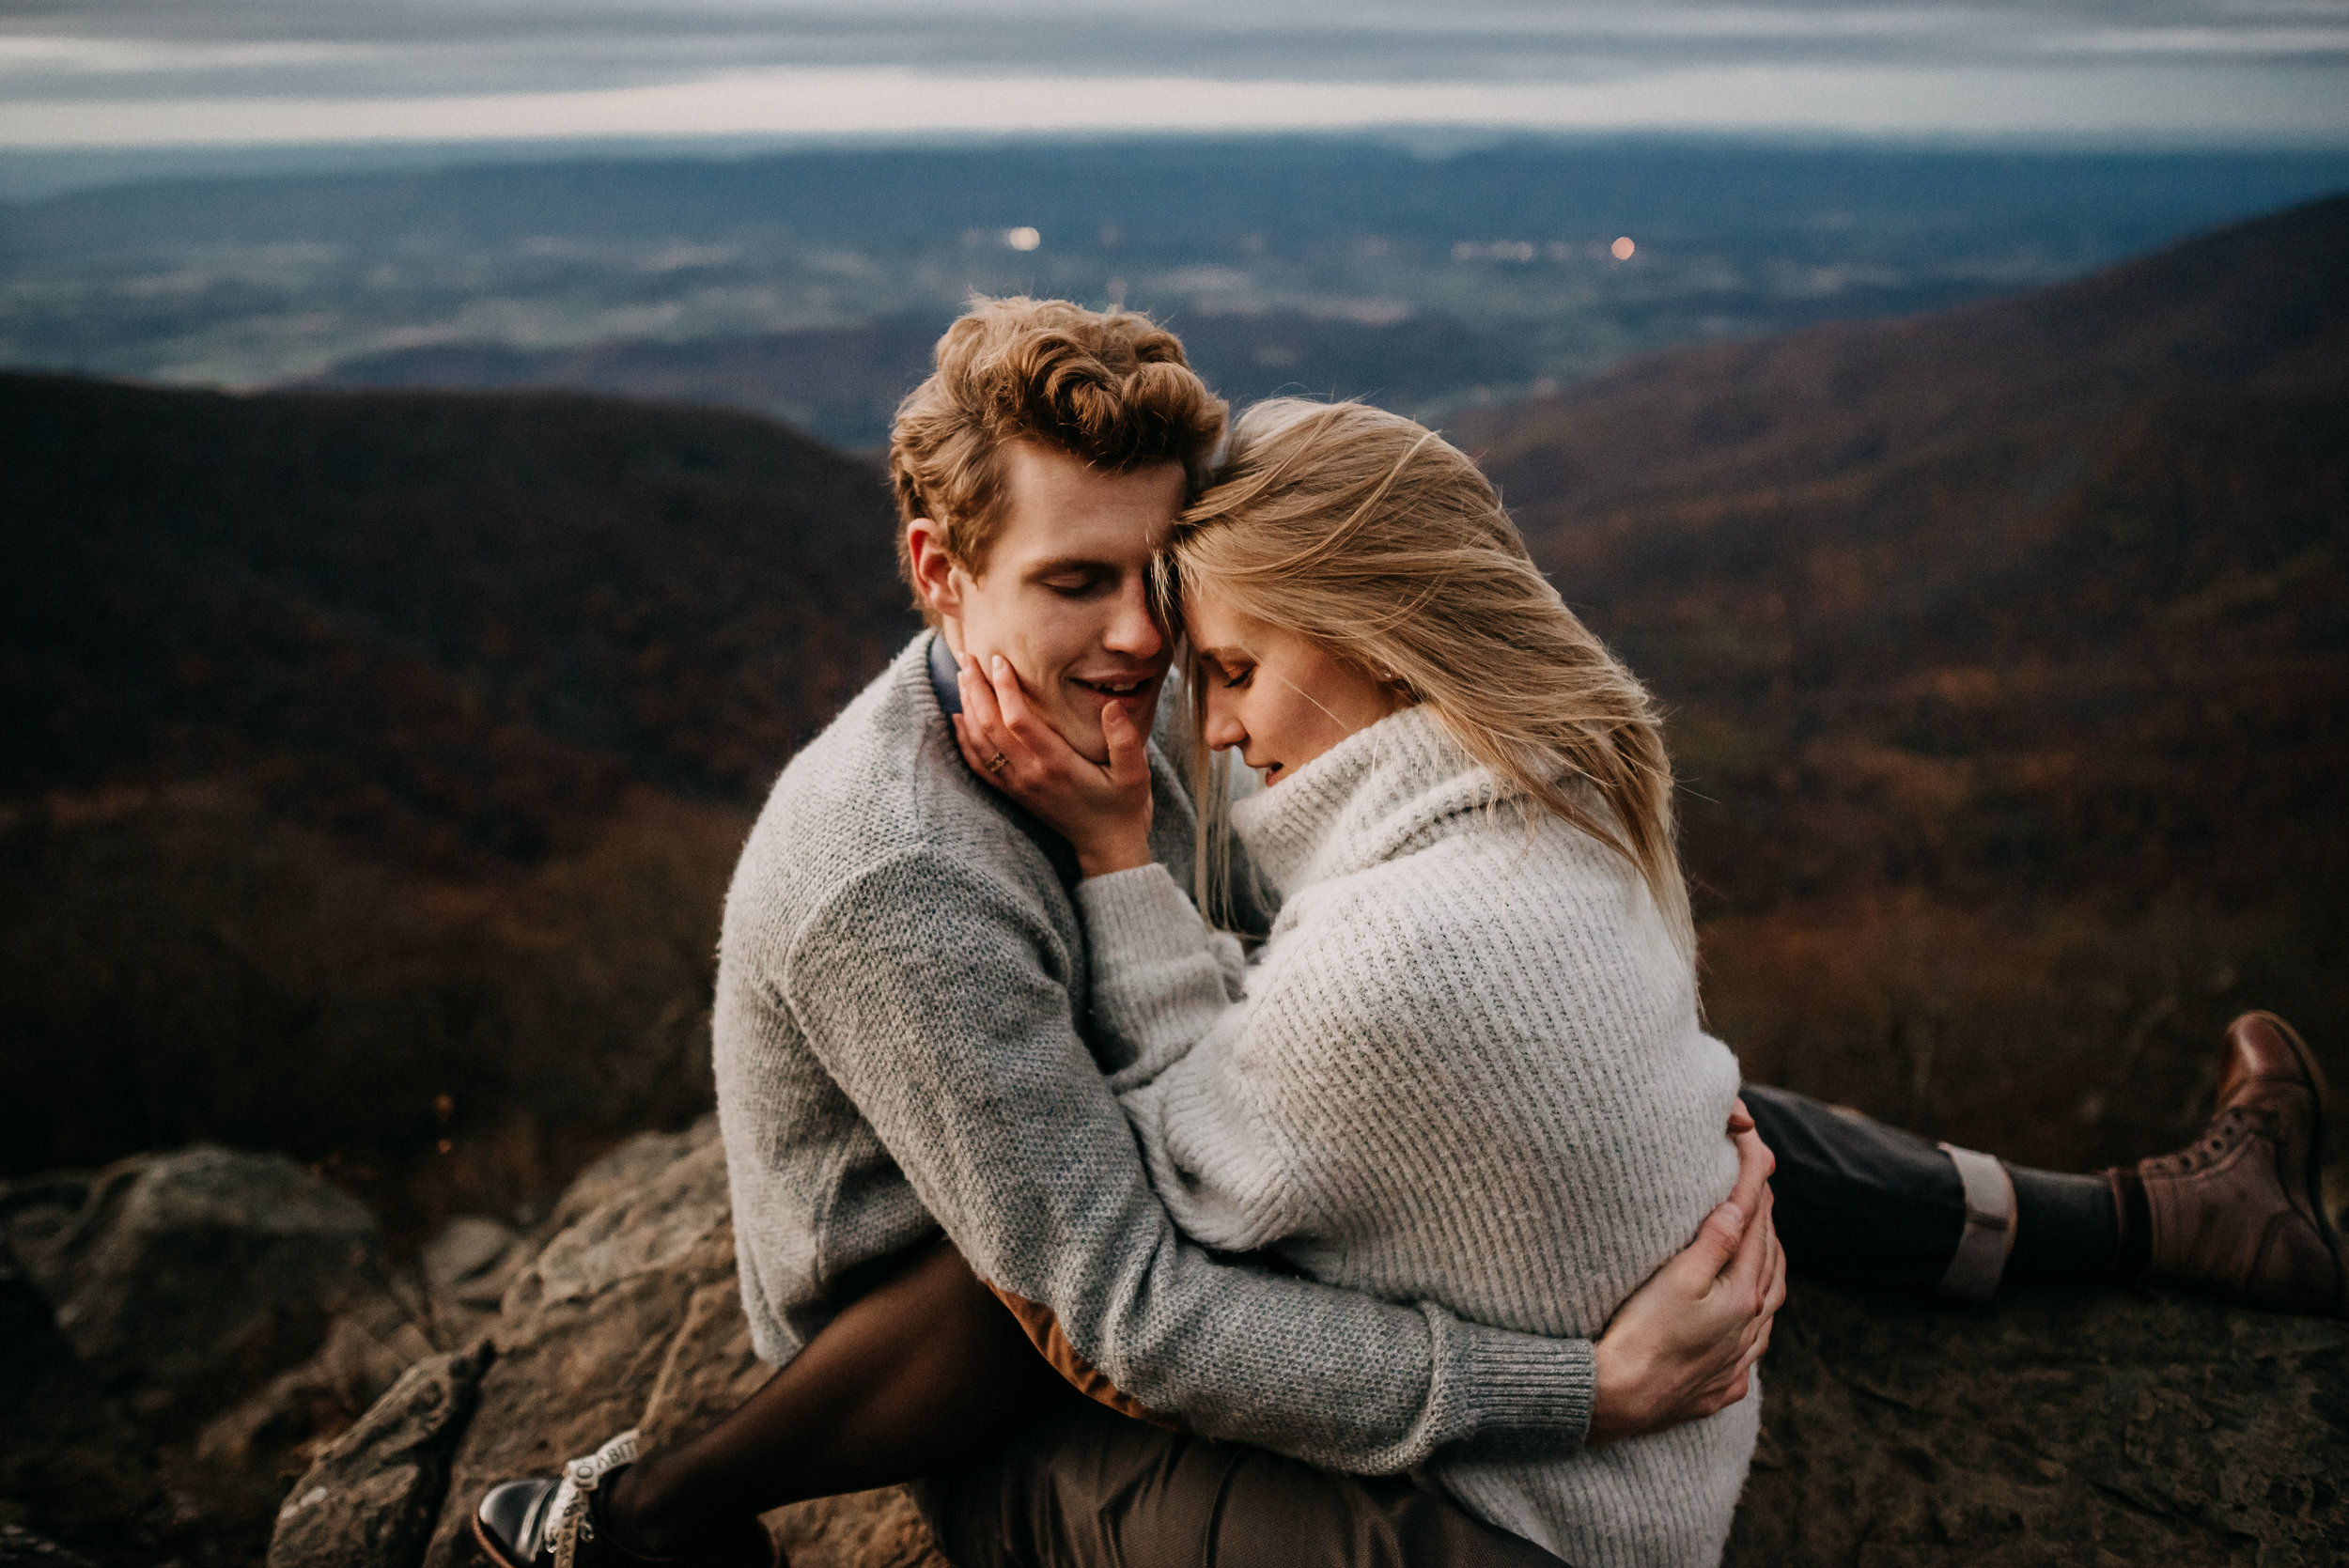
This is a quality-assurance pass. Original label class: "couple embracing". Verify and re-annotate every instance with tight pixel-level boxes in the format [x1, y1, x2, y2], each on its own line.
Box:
[476, 298, 2344, 1568]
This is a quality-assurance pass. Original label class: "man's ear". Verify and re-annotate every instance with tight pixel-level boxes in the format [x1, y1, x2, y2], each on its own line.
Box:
[906, 518, 961, 619]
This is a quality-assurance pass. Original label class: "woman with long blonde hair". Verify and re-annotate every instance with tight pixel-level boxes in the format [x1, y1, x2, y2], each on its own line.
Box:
[1162, 397, 1690, 951]
[954, 397, 1760, 1567]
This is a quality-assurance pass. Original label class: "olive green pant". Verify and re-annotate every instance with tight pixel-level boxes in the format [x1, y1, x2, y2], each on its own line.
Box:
[915, 1395, 1570, 1568]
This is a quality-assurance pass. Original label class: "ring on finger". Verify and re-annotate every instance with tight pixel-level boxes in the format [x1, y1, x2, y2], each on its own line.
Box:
[985, 752, 1010, 774]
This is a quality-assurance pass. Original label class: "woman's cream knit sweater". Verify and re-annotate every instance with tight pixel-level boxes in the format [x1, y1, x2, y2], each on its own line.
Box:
[1081, 704, 1757, 1568]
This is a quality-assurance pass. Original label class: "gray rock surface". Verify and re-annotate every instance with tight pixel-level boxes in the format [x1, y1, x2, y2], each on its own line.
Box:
[273, 1115, 2349, 1568]
[1726, 1277, 2349, 1567]
[270, 1118, 940, 1568]
[0, 1525, 100, 1568]
[267, 1343, 491, 1568]
[0, 1237, 155, 1542]
[420, 1218, 534, 1341]
[0, 1148, 443, 1563]
[197, 1296, 446, 1476]
[0, 1146, 424, 1427]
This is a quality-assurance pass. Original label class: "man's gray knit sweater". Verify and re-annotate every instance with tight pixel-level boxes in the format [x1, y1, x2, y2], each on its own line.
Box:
[1080, 704, 1757, 1567]
[711, 633, 1598, 1471]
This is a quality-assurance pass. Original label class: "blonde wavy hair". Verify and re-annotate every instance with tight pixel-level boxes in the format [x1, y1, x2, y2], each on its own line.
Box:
[1164, 398, 1693, 957]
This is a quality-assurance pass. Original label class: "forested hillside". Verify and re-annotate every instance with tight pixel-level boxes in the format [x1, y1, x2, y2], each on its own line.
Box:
[1, 381, 914, 1234]
[1461, 195, 2348, 1170]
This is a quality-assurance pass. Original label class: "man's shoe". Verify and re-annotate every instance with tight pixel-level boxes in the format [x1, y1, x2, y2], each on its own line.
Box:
[473, 1430, 777, 1568]
[2113, 1011, 2346, 1316]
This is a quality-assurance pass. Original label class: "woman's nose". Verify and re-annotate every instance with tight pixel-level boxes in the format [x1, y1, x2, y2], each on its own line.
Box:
[1202, 696, 1245, 752]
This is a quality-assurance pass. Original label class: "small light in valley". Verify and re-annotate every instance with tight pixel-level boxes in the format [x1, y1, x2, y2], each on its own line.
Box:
[1004, 226, 1041, 252]
[1611, 236, 1636, 260]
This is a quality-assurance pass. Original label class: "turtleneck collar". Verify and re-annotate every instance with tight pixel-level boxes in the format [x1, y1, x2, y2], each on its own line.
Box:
[926, 630, 963, 717]
[1228, 703, 1503, 899]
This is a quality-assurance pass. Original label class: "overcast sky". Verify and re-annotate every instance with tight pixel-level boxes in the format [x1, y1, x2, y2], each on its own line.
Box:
[4, 0, 2346, 148]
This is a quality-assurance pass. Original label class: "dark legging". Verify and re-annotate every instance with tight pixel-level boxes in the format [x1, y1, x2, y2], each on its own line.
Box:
[605, 1241, 1066, 1552]
[606, 1240, 1568, 1564]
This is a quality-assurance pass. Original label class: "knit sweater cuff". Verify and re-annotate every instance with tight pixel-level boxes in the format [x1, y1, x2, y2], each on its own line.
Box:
[1451, 1319, 1597, 1455]
[1077, 863, 1209, 965]
[1079, 864, 1238, 1088]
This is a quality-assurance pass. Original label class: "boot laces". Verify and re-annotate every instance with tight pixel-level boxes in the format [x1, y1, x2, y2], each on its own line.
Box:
[546, 1428, 640, 1568]
[2144, 1106, 2280, 1178]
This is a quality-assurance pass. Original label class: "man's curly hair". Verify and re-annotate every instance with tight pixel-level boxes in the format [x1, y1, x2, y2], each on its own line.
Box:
[889, 297, 1228, 614]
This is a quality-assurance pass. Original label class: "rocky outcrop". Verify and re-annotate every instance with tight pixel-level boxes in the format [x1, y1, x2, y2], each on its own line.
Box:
[420, 1219, 535, 1338]
[268, 1343, 490, 1566]
[0, 1237, 155, 1546]
[14, 1121, 2341, 1566]
[262, 1117, 2349, 1568]
[0, 1148, 443, 1563]
[0, 1526, 101, 1568]
[268, 1119, 938, 1568]
[1730, 1279, 2349, 1565]
[1, 1147, 435, 1428]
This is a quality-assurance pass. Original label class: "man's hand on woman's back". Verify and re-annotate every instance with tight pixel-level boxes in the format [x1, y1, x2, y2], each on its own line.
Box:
[1586, 1100, 1785, 1445]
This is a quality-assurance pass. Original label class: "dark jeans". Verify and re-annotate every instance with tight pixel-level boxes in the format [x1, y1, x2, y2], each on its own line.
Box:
[1741, 1082, 1969, 1292]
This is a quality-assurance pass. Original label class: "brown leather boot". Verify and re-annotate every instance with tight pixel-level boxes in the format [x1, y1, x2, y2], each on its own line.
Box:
[2110, 1011, 2345, 1316]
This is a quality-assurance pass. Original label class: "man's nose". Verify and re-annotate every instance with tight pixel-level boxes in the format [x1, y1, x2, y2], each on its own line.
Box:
[1102, 575, 1164, 659]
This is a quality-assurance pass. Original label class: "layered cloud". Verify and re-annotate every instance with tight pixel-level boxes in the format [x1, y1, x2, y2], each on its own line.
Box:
[5, 0, 2346, 146]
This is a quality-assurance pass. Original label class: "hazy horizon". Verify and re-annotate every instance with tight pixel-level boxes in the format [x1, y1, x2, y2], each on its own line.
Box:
[18, 121, 2349, 205]
[5, 1, 2343, 162]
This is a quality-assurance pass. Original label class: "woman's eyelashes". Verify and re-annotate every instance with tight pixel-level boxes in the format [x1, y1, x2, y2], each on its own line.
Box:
[1219, 661, 1254, 691]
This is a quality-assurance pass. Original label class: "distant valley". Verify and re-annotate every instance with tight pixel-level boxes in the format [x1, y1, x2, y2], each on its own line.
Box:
[303, 307, 1545, 451]
[8, 137, 2348, 445]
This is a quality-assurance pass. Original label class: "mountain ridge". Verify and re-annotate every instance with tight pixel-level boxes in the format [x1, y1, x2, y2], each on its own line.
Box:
[1465, 194, 2349, 514]
[0, 376, 916, 1228]
[1455, 196, 2346, 1169]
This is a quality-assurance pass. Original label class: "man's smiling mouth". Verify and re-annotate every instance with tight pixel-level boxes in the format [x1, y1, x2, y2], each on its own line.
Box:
[1073, 675, 1153, 697]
